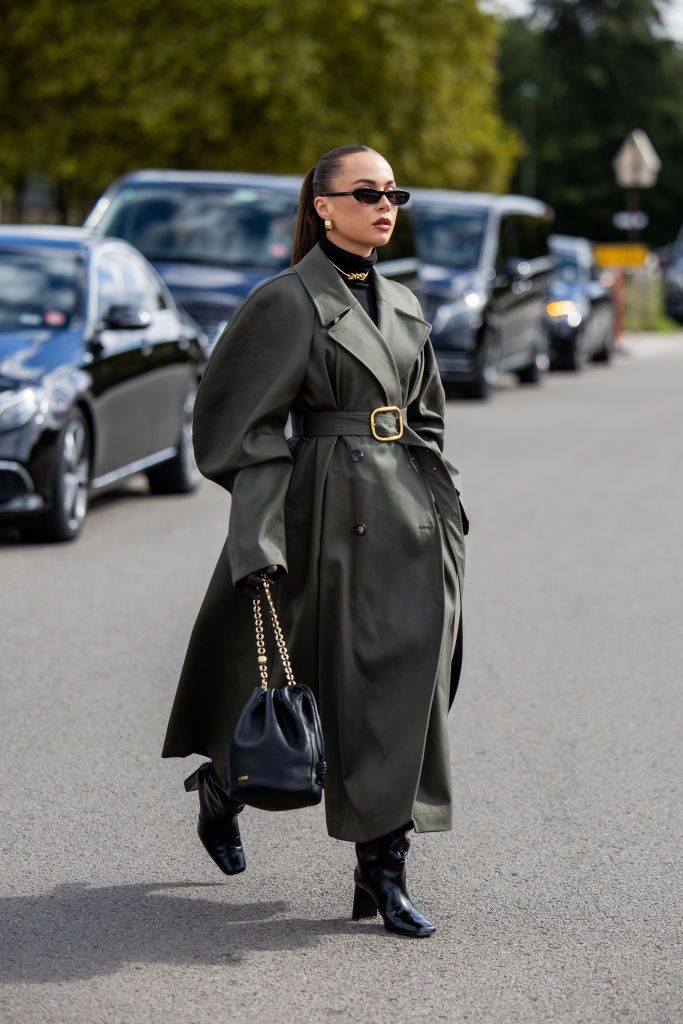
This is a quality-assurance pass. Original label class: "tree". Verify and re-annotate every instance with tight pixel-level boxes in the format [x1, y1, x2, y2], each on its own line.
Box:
[497, 0, 683, 244]
[0, 0, 519, 221]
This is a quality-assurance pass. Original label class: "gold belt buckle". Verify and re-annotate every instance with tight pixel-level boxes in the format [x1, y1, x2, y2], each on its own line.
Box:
[370, 405, 404, 441]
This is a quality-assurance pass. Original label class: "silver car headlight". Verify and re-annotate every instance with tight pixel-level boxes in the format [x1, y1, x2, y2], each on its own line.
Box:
[432, 292, 483, 334]
[0, 387, 48, 432]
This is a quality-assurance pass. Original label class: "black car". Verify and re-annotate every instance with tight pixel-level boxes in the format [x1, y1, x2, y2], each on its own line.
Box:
[547, 234, 615, 370]
[84, 169, 422, 349]
[405, 190, 554, 398]
[0, 227, 205, 542]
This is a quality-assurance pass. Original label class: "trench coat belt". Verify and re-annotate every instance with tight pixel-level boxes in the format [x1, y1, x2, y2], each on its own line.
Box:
[290, 407, 409, 441]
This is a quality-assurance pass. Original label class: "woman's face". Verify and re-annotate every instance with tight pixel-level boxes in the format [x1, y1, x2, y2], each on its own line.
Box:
[313, 151, 399, 256]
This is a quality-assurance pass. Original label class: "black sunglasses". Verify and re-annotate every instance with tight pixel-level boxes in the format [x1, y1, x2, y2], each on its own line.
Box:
[318, 187, 411, 207]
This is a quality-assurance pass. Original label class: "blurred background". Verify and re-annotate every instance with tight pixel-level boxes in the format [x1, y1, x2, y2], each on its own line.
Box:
[0, 0, 680, 226]
[2, 0, 682, 330]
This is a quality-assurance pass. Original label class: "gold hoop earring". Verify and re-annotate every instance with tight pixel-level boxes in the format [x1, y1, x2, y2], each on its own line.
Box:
[324, 219, 334, 231]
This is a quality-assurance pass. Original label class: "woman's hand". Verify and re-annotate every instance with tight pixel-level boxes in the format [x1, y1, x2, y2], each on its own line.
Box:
[237, 564, 283, 597]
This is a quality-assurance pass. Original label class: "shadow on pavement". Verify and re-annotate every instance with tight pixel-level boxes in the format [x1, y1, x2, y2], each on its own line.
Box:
[0, 880, 359, 983]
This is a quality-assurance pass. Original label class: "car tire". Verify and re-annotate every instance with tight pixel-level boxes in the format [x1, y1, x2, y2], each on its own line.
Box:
[146, 387, 201, 495]
[21, 408, 91, 543]
[591, 326, 614, 363]
[518, 354, 540, 382]
[467, 371, 490, 401]
[466, 331, 498, 400]
[565, 335, 583, 372]
[516, 349, 542, 384]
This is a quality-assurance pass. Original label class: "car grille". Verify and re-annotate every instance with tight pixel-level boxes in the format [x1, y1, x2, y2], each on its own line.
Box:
[182, 303, 235, 343]
[0, 468, 29, 503]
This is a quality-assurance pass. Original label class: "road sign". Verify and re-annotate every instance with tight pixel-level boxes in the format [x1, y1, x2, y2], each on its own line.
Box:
[613, 210, 649, 231]
[613, 130, 661, 188]
[593, 243, 649, 268]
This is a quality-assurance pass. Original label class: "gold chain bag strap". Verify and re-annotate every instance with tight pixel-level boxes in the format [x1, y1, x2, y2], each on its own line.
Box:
[253, 579, 297, 688]
[227, 575, 326, 811]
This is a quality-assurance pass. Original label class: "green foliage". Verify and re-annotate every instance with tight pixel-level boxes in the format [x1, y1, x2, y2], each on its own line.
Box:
[0, 0, 518, 217]
[497, 0, 683, 245]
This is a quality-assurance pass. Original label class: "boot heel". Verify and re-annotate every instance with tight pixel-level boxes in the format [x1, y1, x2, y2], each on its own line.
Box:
[183, 769, 199, 792]
[352, 884, 378, 920]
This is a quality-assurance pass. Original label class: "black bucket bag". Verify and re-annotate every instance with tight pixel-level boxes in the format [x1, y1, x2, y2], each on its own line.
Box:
[227, 575, 326, 811]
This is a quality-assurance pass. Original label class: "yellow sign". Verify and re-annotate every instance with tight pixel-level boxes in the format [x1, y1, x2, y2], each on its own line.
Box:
[593, 243, 649, 268]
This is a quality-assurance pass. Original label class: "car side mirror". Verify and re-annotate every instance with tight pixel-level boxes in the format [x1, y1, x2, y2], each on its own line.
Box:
[494, 258, 522, 286]
[102, 304, 151, 329]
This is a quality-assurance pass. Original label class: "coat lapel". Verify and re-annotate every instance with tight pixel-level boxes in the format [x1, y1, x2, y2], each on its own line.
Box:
[374, 271, 432, 386]
[294, 242, 431, 404]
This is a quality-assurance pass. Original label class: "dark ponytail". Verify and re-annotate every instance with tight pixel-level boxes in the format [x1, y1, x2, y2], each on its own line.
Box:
[291, 166, 320, 266]
[291, 145, 380, 265]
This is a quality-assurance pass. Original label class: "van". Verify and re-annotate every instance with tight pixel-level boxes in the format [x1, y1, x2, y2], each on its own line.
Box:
[406, 190, 554, 398]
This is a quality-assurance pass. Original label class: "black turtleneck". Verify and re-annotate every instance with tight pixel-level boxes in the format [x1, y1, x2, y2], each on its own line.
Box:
[319, 236, 379, 326]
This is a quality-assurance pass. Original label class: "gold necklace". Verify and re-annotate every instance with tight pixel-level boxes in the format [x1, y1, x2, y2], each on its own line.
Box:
[326, 258, 370, 282]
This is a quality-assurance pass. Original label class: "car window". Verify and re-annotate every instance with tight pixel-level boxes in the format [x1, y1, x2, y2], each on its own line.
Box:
[517, 215, 549, 260]
[117, 251, 166, 310]
[498, 213, 549, 268]
[93, 184, 297, 269]
[408, 206, 488, 269]
[376, 211, 417, 262]
[0, 247, 84, 330]
[96, 252, 128, 319]
[145, 265, 168, 309]
[497, 215, 520, 268]
[552, 255, 582, 285]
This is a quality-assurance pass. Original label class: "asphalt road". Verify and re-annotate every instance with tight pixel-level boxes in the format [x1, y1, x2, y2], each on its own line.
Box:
[1, 334, 681, 1024]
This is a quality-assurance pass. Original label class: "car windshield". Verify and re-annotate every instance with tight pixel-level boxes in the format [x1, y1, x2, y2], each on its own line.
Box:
[551, 253, 585, 285]
[0, 247, 84, 331]
[409, 207, 488, 269]
[94, 184, 298, 268]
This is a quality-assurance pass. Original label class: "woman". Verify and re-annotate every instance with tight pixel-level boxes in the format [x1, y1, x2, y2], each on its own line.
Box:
[162, 145, 468, 939]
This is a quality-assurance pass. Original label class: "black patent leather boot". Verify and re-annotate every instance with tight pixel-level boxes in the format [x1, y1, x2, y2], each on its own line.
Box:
[184, 761, 246, 875]
[352, 822, 436, 937]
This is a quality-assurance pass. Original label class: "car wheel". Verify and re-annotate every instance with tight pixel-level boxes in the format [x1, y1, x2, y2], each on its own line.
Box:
[146, 386, 202, 495]
[592, 325, 614, 363]
[21, 409, 91, 543]
[516, 344, 544, 385]
[467, 331, 498, 400]
[565, 334, 583, 372]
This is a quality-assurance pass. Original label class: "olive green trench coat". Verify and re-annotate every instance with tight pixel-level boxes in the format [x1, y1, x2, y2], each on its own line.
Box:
[161, 241, 468, 843]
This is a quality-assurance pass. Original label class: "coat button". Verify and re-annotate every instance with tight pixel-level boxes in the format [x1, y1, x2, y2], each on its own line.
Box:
[353, 523, 367, 536]
[351, 449, 364, 462]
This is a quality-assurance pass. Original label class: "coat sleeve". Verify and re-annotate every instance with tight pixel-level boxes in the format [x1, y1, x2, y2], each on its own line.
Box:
[406, 294, 469, 534]
[406, 333, 447, 455]
[191, 273, 314, 585]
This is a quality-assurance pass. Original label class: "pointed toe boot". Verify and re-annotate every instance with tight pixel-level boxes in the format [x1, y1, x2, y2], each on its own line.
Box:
[184, 761, 246, 876]
[352, 823, 436, 938]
